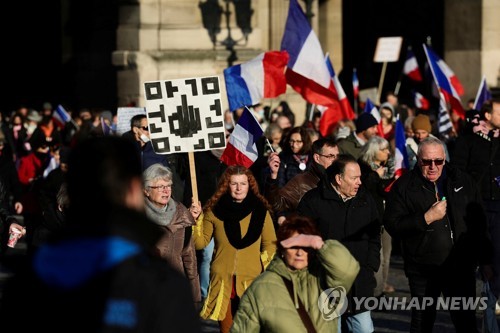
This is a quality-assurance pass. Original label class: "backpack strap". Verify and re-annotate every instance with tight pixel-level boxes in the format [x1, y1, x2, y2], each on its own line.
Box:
[280, 276, 317, 333]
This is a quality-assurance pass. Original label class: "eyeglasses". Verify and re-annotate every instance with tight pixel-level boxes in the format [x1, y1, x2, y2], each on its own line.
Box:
[148, 184, 172, 191]
[318, 153, 337, 160]
[289, 140, 303, 144]
[420, 158, 445, 166]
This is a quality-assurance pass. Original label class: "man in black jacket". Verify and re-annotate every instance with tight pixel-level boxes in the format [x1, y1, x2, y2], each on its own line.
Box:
[452, 99, 500, 308]
[298, 154, 380, 333]
[0, 136, 200, 333]
[385, 136, 492, 333]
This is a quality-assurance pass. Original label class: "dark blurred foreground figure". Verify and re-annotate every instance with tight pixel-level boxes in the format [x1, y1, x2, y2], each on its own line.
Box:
[0, 136, 200, 333]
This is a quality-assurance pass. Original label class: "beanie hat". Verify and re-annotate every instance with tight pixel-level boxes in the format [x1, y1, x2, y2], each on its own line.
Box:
[355, 113, 379, 133]
[411, 114, 432, 133]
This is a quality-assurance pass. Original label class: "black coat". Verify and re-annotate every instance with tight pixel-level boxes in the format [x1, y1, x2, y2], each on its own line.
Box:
[383, 165, 492, 269]
[297, 181, 381, 313]
[452, 132, 500, 201]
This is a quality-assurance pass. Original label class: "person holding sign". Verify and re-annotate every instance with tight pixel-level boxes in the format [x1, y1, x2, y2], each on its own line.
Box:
[143, 163, 201, 304]
[190, 165, 277, 333]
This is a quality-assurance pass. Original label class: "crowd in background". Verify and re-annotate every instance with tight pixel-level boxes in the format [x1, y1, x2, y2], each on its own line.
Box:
[0, 93, 498, 333]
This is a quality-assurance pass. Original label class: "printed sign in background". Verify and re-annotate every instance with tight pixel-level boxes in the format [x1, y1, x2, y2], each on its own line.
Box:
[144, 76, 226, 154]
[116, 107, 146, 135]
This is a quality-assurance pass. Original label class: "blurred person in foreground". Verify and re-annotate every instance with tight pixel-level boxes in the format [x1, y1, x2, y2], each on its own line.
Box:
[231, 214, 359, 332]
[0, 136, 199, 333]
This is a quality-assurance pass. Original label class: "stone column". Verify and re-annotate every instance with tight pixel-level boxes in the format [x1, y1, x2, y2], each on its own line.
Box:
[444, 0, 500, 102]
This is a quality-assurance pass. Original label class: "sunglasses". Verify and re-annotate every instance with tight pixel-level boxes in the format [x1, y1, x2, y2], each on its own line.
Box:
[420, 158, 445, 166]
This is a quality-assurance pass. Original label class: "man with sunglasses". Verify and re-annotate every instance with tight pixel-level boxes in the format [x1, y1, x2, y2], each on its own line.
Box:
[384, 137, 491, 333]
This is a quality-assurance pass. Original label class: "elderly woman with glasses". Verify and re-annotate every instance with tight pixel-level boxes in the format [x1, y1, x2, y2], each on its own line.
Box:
[143, 163, 201, 303]
[358, 136, 396, 296]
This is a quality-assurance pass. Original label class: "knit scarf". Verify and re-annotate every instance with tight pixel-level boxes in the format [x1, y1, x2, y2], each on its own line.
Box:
[212, 192, 267, 249]
[144, 198, 177, 227]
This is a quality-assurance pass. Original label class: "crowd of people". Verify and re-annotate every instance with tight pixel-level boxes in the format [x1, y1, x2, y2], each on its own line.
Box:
[0, 94, 499, 333]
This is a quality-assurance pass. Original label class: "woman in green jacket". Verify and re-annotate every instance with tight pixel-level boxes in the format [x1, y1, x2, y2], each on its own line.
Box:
[231, 214, 360, 333]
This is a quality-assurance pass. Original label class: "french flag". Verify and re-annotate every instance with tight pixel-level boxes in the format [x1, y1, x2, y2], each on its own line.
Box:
[318, 54, 355, 137]
[53, 104, 72, 129]
[220, 107, 263, 168]
[385, 118, 409, 192]
[412, 90, 430, 110]
[280, 0, 337, 107]
[403, 48, 423, 82]
[423, 44, 465, 119]
[353, 68, 359, 100]
[364, 98, 381, 122]
[364, 98, 384, 137]
[224, 51, 289, 112]
[473, 76, 492, 111]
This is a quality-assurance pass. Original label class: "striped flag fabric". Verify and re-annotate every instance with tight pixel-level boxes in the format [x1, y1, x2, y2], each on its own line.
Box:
[364, 98, 380, 122]
[423, 44, 465, 119]
[412, 90, 430, 110]
[220, 107, 264, 168]
[353, 68, 359, 100]
[438, 93, 453, 138]
[223, 51, 289, 112]
[318, 54, 355, 137]
[403, 48, 423, 82]
[473, 76, 492, 111]
[280, 0, 338, 107]
[53, 104, 72, 129]
[385, 118, 409, 192]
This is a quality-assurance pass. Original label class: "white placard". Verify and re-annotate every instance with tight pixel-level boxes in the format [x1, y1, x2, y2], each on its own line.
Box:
[116, 107, 146, 135]
[143, 76, 226, 154]
[373, 37, 403, 63]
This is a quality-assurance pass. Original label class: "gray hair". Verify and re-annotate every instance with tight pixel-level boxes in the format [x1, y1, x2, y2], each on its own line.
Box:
[360, 136, 390, 164]
[143, 163, 173, 188]
[417, 136, 446, 158]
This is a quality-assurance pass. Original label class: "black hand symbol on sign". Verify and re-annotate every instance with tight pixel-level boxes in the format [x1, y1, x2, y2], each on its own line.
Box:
[169, 94, 202, 138]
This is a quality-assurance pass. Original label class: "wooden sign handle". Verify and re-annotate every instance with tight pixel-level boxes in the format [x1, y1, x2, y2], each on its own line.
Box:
[188, 151, 199, 204]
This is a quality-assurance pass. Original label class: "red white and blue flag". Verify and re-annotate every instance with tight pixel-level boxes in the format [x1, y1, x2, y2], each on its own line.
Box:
[412, 90, 430, 110]
[423, 44, 465, 119]
[353, 68, 359, 100]
[403, 48, 423, 82]
[53, 104, 72, 129]
[224, 51, 289, 112]
[473, 76, 492, 111]
[220, 107, 263, 168]
[280, 0, 337, 107]
[385, 118, 409, 192]
[394, 118, 409, 177]
[364, 98, 381, 122]
[318, 54, 355, 137]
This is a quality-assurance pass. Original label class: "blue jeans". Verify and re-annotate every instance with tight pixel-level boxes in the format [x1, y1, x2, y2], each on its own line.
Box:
[338, 311, 374, 333]
[199, 238, 214, 299]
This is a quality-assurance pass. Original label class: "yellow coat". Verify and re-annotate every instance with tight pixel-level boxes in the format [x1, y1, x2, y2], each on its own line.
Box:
[193, 208, 277, 321]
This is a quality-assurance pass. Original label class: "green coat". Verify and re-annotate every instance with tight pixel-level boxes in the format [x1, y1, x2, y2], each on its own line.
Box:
[231, 239, 360, 333]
